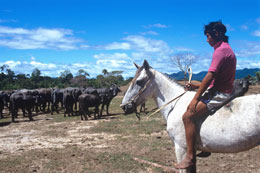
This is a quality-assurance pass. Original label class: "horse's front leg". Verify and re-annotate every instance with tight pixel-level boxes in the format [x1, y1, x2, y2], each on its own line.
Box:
[174, 143, 196, 173]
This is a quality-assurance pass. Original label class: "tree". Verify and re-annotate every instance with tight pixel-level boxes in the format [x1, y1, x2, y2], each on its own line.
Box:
[31, 68, 42, 88]
[70, 69, 90, 87]
[171, 53, 195, 84]
[0, 64, 9, 72]
[102, 69, 108, 76]
[59, 70, 73, 85]
[96, 75, 106, 88]
[110, 70, 123, 76]
[256, 71, 260, 84]
[77, 69, 89, 77]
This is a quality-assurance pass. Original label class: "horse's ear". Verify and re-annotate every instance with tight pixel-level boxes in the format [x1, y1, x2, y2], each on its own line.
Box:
[143, 60, 150, 70]
[133, 62, 140, 69]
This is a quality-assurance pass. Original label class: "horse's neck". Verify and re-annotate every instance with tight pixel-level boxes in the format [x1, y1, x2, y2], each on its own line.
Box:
[152, 71, 185, 120]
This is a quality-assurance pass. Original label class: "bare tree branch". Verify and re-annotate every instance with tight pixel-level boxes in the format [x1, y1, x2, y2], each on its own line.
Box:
[171, 53, 195, 84]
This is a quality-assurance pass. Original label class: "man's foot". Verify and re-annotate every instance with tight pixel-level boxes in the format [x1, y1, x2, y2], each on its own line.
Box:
[197, 151, 211, 158]
[174, 157, 195, 169]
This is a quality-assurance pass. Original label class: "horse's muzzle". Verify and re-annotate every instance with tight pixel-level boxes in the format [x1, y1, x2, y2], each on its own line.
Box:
[121, 104, 135, 115]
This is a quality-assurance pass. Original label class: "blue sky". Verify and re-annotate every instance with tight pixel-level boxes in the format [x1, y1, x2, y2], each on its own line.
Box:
[0, 0, 259, 78]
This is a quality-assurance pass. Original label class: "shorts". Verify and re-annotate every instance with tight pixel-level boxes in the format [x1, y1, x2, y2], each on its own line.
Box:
[200, 88, 231, 111]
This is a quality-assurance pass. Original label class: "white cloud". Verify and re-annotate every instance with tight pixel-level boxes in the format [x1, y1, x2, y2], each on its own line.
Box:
[237, 58, 260, 69]
[93, 52, 131, 60]
[4, 60, 21, 68]
[0, 26, 28, 34]
[235, 42, 260, 57]
[123, 35, 173, 54]
[140, 31, 158, 36]
[80, 44, 90, 49]
[96, 59, 127, 68]
[225, 24, 235, 31]
[30, 61, 57, 69]
[30, 28, 69, 42]
[252, 30, 260, 37]
[104, 42, 131, 50]
[0, 26, 81, 50]
[143, 23, 168, 29]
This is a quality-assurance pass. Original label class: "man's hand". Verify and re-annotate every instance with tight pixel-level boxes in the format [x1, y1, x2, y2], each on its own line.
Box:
[185, 83, 198, 91]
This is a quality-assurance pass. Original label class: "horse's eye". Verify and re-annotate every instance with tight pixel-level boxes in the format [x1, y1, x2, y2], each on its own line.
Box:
[136, 79, 145, 87]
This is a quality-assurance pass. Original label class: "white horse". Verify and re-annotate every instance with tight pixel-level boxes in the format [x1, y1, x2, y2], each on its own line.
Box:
[121, 60, 260, 173]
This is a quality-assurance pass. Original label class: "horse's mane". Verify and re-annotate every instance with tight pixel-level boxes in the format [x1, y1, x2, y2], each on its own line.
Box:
[156, 70, 184, 89]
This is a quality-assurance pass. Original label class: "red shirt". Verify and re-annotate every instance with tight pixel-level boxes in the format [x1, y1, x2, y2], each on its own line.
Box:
[208, 41, 237, 93]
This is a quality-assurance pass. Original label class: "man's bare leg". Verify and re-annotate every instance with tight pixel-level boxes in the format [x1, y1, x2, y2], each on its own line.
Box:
[174, 101, 208, 169]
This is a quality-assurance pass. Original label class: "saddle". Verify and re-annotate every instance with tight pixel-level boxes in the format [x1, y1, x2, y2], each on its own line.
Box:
[208, 78, 250, 115]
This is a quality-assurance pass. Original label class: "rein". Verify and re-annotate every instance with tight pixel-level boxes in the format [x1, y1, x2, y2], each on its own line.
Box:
[147, 91, 187, 118]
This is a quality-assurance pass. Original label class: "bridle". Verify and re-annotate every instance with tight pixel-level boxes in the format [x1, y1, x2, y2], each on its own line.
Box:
[120, 71, 155, 110]
[121, 67, 192, 120]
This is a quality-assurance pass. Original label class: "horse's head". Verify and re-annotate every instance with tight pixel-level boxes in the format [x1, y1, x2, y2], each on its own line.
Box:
[121, 60, 154, 114]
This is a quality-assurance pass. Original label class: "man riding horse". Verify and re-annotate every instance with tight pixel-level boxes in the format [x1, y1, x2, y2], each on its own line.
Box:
[174, 21, 237, 169]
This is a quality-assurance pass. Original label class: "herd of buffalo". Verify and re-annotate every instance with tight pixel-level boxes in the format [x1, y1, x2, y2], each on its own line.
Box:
[0, 84, 121, 122]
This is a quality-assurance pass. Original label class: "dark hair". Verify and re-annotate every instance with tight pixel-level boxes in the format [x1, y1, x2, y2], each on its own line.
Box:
[204, 21, 229, 43]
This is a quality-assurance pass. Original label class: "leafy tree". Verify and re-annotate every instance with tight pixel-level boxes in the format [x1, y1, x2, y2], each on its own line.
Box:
[31, 68, 41, 79]
[77, 69, 89, 77]
[110, 70, 123, 76]
[0, 64, 134, 90]
[31, 68, 42, 88]
[71, 76, 88, 87]
[70, 69, 89, 87]
[59, 70, 73, 86]
[102, 69, 108, 76]
[95, 75, 106, 88]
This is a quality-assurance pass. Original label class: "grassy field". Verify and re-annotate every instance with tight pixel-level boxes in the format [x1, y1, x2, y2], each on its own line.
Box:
[0, 97, 177, 173]
[0, 87, 260, 173]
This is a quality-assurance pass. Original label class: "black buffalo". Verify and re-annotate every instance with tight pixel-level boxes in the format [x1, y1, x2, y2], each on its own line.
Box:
[98, 85, 121, 116]
[36, 88, 52, 113]
[9, 90, 38, 122]
[72, 87, 82, 112]
[51, 88, 64, 115]
[79, 91, 101, 120]
[0, 92, 8, 118]
[83, 85, 121, 117]
[63, 87, 74, 117]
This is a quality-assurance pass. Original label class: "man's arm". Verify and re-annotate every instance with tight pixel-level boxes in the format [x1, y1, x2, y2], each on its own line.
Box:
[193, 71, 214, 100]
[187, 72, 214, 111]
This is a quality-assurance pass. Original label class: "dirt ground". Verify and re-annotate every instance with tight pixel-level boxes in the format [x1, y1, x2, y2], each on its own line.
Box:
[0, 84, 259, 172]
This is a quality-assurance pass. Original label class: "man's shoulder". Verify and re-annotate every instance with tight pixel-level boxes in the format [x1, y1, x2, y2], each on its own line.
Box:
[215, 42, 234, 54]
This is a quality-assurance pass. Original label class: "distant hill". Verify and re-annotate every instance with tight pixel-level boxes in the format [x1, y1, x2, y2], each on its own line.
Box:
[168, 68, 260, 81]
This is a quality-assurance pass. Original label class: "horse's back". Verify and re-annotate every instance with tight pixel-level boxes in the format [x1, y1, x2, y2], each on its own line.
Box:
[198, 94, 260, 153]
[167, 94, 260, 153]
